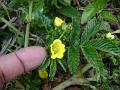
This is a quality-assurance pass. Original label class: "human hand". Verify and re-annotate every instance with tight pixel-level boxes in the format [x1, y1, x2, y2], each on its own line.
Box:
[0, 46, 47, 86]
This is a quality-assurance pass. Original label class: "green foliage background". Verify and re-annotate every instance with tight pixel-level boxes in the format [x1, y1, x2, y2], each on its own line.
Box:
[0, 0, 120, 89]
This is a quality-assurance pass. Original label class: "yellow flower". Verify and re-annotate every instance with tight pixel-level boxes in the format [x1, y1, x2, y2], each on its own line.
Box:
[54, 17, 64, 27]
[106, 32, 115, 39]
[50, 39, 65, 59]
[38, 69, 48, 79]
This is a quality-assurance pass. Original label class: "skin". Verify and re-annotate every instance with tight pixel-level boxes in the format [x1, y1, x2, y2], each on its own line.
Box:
[0, 46, 47, 86]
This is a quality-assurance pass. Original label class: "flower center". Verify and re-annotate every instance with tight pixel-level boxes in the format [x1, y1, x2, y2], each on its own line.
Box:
[53, 44, 60, 54]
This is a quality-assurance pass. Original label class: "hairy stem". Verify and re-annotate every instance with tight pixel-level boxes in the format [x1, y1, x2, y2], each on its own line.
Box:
[24, 1, 33, 47]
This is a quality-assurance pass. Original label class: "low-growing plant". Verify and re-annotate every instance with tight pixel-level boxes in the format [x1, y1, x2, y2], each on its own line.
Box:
[0, 0, 120, 90]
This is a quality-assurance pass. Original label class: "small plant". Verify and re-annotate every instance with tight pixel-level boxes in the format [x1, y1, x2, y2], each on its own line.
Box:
[0, 0, 120, 90]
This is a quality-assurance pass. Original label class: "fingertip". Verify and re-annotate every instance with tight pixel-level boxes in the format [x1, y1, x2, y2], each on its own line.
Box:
[16, 46, 47, 71]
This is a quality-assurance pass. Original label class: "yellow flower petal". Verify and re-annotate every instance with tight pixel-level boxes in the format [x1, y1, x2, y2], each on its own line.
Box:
[50, 39, 65, 59]
[56, 53, 63, 59]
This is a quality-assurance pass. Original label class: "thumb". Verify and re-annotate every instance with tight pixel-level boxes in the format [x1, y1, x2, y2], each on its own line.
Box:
[0, 46, 47, 86]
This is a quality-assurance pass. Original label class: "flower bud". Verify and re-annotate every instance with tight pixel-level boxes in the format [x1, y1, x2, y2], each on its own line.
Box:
[38, 69, 48, 79]
[54, 17, 64, 27]
[106, 32, 115, 39]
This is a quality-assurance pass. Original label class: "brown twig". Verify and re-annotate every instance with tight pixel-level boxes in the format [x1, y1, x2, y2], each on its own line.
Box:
[51, 64, 96, 90]
[51, 76, 89, 90]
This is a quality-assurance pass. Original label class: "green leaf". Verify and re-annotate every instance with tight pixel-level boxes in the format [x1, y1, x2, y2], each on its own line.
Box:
[49, 60, 57, 78]
[58, 0, 71, 6]
[33, 0, 44, 11]
[81, 18, 102, 44]
[100, 11, 117, 23]
[58, 6, 79, 18]
[32, 11, 51, 28]
[52, 0, 59, 8]
[100, 21, 111, 31]
[89, 38, 120, 57]
[46, 35, 54, 46]
[40, 58, 50, 69]
[57, 60, 66, 72]
[68, 17, 80, 74]
[81, 45, 104, 74]
[81, 0, 108, 24]
[8, 0, 28, 8]
[103, 81, 110, 90]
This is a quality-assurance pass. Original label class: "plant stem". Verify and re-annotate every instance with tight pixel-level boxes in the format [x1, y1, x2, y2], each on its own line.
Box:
[59, 30, 66, 39]
[0, 2, 11, 20]
[51, 76, 97, 90]
[0, 17, 22, 36]
[59, 27, 67, 39]
[81, 64, 92, 73]
[25, 23, 30, 47]
[24, 1, 33, 47]
[58, 23, 68, 39]
[51, 64, 95, 90]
